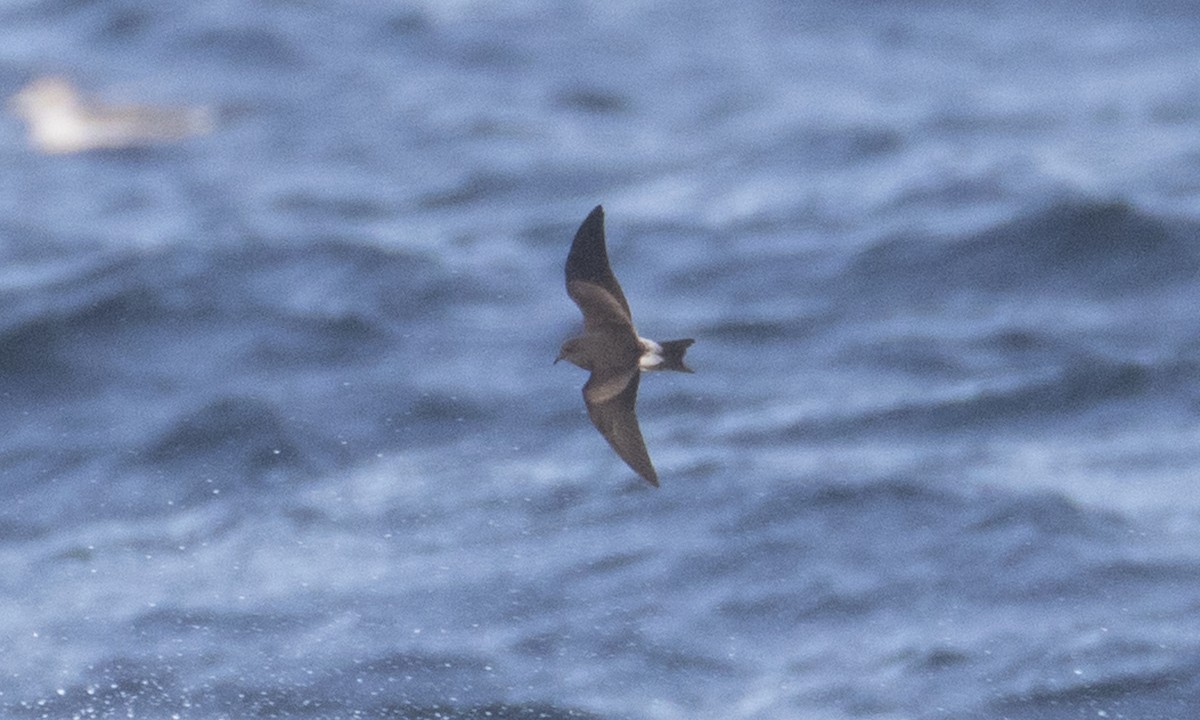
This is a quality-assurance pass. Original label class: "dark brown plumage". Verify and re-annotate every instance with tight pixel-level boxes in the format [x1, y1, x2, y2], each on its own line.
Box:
[556, 205, 694, 486]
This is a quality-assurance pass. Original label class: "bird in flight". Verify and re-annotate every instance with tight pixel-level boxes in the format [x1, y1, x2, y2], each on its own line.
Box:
[556, 205, 694, 486]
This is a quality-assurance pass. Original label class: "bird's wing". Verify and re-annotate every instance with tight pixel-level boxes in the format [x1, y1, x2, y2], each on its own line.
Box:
[583, 369, 658, 486]
[566, 279, 636, 338]
[565, 205, 632, 320]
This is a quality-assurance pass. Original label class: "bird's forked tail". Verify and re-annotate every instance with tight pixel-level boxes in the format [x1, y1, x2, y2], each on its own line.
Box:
[657, 338, 695, 373]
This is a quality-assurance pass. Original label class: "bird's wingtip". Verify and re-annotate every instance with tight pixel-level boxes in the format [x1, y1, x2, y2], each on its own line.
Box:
[572, 205, 607, 246]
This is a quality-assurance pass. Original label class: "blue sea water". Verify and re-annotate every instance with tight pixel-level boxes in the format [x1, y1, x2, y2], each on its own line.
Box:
[2, 1, 1200, 718]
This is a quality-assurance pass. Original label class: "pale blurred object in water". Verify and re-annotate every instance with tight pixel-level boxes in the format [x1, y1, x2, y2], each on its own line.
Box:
[9, 76, 214, 154]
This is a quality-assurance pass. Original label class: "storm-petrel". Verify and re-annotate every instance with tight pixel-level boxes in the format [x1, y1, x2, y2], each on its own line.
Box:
[556, 205, 694, 487]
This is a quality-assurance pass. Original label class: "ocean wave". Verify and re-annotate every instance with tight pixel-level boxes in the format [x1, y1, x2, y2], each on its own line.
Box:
[5, 1, 1200, 716]
[843, 199, 1200, 303]
[709, 476, 1123, 579]
[992, 660, 1200, 719]
[244, 312, 389, 369]
[6, 656, 604, 720]
[778, 355, 1184, 442]
[178, 25, 304, 69]
[139, 395, 321, 481]
[0, 239, 452, 389]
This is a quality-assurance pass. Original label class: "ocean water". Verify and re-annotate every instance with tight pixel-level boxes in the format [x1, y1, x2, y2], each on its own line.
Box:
[2, 1, 1200, 718]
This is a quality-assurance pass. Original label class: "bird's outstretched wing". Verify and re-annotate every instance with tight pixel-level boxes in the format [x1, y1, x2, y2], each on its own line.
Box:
[583, 369, 658, 486]
[565, 205, 632, 320]
[566, 280, 637, 344]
